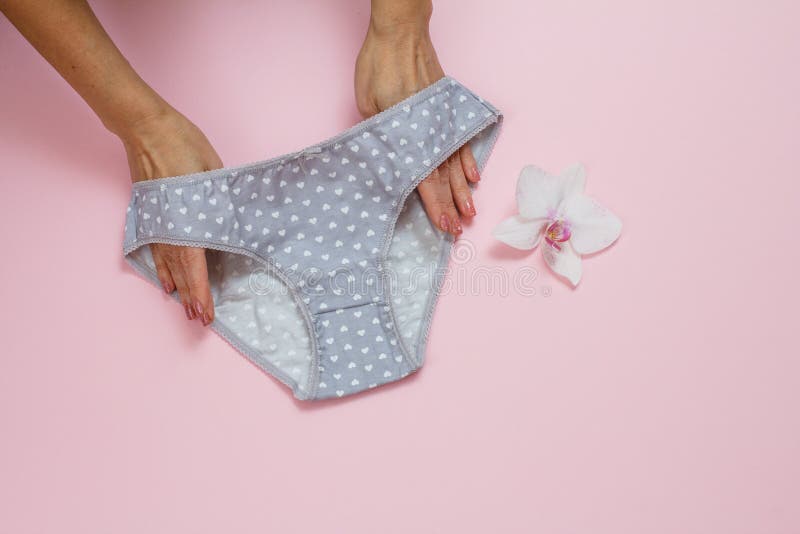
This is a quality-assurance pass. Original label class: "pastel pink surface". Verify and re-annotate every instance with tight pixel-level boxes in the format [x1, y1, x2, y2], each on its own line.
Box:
[1, 1, 798, 532]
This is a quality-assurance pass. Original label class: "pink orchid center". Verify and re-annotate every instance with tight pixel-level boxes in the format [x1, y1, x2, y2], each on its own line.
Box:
[544, 219, 571, 251]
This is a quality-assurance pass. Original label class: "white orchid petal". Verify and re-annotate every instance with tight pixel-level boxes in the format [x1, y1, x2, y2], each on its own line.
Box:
[560, 163, 586, 203]
[491, 215, 546, 250]
[563, 195, 622, 254]
[542, 240, 582, 286]
[516, 165, 566, 219]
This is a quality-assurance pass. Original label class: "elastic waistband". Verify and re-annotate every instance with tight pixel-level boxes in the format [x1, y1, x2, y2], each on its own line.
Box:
[130, 76, 500, 192]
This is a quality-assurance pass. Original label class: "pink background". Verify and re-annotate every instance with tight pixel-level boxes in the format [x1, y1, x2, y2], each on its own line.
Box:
[1, 1, 799, 532]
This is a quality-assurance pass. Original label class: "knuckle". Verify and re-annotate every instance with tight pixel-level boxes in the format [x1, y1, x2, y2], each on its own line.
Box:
[178, 252, 196, 269]
[433, 169, 449, 185]
[187, 276, 206, 293]
[434, 198, 455, 211]
[450, 178, 470, 194]
[356, 100, 377, 119]
[155, 265, 170, 278]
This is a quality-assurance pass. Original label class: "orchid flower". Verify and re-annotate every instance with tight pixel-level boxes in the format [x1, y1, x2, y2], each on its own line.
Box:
[492, 164, 622, 286]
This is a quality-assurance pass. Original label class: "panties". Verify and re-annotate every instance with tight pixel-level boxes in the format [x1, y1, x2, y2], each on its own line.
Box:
[123, 76, 502, 400]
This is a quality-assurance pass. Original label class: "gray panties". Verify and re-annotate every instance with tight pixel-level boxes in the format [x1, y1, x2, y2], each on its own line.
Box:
[123, 76, 502, 400]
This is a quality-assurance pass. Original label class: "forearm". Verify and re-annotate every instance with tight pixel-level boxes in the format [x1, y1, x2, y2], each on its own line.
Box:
[0, 0, 168, 138]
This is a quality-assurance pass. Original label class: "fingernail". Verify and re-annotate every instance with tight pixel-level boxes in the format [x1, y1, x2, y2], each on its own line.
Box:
[464, 197, 476, 216]
[203, 311, 213, 326]
[452, 217, 463, 234]
[439, 214, 450, 232]
[184, 304, 193, 320]
[194, 301, 204, 320]
[163, 281, 173, 294]
[471, 166, 481, 181]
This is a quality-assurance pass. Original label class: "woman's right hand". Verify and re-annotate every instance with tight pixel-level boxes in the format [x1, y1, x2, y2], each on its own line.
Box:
[121, 110, 223, 326]
[355, 0, 479, 237]
[1, 0, 223, 326]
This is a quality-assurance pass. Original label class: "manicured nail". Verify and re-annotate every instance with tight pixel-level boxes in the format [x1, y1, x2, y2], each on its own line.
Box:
[452, 217, 463, 234]
[464, 197, 476, 216]
[471, 166, 480, 181]
[184, 304, 193, 320]
[194, 301, 204, 320]
[439, 214, 450, 232]
[203, 311, 213, 326]
[163, 280, 173, 294]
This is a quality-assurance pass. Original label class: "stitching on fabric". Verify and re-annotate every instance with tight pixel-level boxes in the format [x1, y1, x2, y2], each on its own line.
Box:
[124, 236, 321, 399]
[122, 77, 503, 399]
[409, 114, 504, 368]
[130, 76, 458, 192]
[122, 248, 310, 399]
[376, 88, 502, 369]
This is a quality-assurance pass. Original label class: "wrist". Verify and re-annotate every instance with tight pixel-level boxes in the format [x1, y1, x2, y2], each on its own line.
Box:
[368, 0, 432, 40]
[99, 84, 174, 143]
[115, 106, 187, 155]
[117, 109, 207, 183]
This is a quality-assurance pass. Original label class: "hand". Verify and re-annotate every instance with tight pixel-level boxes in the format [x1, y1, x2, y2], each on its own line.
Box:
[354, 2, 480, 236]
[122, 110, 223, 325]
[0, 0, 222, 325]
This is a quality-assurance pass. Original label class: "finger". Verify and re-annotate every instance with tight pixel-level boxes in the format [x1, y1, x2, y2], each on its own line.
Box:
[180, 247, 215, 326]
[156, 245, 194, 320]
[448, 149, 476, 220]
[442, 154, 464, 234]
[151, 246, 175, 295]
[173, 276, 195, 321]
[460, 143, 480, 183]
[417, 165, 461, 235]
